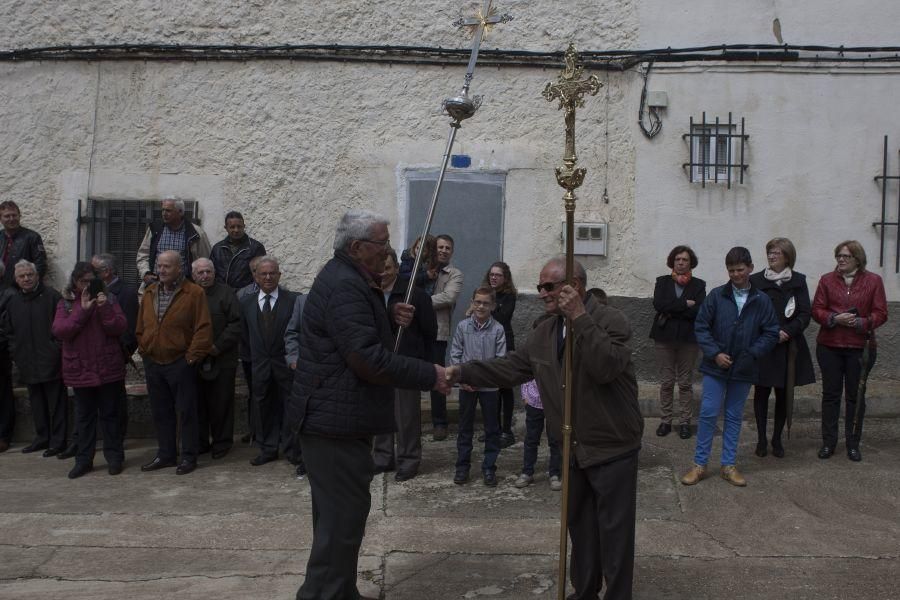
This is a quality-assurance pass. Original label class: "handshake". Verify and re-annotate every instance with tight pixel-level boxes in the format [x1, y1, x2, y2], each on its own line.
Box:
[432, 364, 462, 395]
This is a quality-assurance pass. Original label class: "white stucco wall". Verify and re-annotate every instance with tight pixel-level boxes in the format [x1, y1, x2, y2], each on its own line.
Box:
[1, 0, 898, 301]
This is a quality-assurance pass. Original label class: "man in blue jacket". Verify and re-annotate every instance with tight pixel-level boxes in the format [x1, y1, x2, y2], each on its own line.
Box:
[681, 247, 779, 487]
[289, 209, 451, 600]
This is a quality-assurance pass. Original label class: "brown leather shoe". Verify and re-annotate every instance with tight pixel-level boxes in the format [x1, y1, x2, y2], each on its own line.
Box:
[720, 465, 747, 487]
[680, 464, 707, 486]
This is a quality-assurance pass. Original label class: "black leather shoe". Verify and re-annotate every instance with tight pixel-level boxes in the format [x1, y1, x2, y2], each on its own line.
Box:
[847, 448, 862, 462]
[395, 471, 416, 482]
[42, 447, 63, 458]
[211, 448, 229, 460]
[240, 432, 252, 443]
[68, 463, 93, 479]
[453, 470, 469, 485]
[249, 453, 277, 466]
[483, 471, 498, 487]
[198, 446, 211, 455]
[500, 432, 516, 448]
[175, 461, 196, 475]
[108, 463, 123, 476]
[21, 441, 49, 454]
[772, 440, 785, 458]
[655, 423, 672, 437]
[141, 457, 176, 472]
[678, 424, 692, 439]
[57, 444, 78, 460]
[373, 463, 395, 474]
[755, 440, 768, 457]
[817, 445, 834, 459]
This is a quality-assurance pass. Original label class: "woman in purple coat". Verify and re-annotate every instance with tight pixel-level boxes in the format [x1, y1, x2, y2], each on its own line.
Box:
[51, 262, 127, 479]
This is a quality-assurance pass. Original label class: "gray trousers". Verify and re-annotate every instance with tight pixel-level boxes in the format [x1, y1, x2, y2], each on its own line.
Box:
[297, 434, 373, 600]
[372, 388, 422, 476]
[654, 341, 698, 425]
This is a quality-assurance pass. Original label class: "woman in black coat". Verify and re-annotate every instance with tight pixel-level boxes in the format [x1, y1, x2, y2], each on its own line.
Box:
[749, 237, 815, 458]
[483, 261, 517, 447]
[649, 246, 706, 439]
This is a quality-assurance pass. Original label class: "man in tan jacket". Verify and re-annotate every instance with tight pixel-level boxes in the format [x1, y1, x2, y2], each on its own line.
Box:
[428, 234, 463, 440]
[137, 250, 213, 475]
[447, 257, 643, 600]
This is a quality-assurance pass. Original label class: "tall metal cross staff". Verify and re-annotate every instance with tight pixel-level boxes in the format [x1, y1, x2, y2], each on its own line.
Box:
[395, 0, 512, 350]
[542, 43, 601, 600]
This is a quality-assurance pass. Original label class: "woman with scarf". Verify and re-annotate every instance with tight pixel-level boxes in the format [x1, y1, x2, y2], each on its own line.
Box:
[51, 262, 127, 478]
[812, 240, 887, 462]
[749, 238, 815, 458]
[649, 245, 706, 439]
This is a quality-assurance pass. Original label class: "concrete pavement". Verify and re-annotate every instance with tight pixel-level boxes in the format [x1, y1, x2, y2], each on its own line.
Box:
[0, 416, 897, 599]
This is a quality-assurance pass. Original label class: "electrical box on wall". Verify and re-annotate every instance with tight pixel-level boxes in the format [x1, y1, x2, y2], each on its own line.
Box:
[562, 222, 608, 256]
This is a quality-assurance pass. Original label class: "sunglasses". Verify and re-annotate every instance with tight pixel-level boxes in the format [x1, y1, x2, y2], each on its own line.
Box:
[536, 280, 566, 293]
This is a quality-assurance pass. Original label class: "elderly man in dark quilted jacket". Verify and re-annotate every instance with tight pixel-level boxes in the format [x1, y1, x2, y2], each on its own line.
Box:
[289, 209, 451, 600]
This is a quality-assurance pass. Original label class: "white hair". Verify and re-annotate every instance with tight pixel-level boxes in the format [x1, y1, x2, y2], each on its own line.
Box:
[333, 209, 390, 251]
[191, 257, 214, 272]
[255, 255, 280, 270]
[162, 197, 186, 214]
[14, 259, 36, 274]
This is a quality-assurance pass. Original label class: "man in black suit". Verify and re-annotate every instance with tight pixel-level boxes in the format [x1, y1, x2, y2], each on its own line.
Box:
[92, 253, 139, 443]
[240, 256, 297, 466]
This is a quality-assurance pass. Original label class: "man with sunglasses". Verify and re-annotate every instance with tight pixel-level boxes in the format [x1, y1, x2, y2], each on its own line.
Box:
[446, 257, 643, 600]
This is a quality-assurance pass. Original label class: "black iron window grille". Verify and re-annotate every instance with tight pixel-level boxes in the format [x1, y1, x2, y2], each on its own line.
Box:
[873, 135, 900, 273]
[682, 112, 749, 188]
[77, 198, 199, 286]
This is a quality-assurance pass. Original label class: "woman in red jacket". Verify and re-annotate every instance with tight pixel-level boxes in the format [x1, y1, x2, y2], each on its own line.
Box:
[812, 241, 888, 462]
[52, 262, 128, 478]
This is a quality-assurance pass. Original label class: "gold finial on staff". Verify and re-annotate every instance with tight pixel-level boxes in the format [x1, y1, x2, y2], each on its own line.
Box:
[543, 42, 601, 600]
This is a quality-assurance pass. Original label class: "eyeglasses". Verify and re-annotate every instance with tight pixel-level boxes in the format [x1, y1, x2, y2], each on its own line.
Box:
[360, 238, 390, 247]
[536, 280, 566, 293]
[767, 250, 784, 256]
[835, 254, 853, 260]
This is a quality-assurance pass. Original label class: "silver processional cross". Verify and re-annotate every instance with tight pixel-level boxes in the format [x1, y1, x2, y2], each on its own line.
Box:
[395, 0, 512, 350]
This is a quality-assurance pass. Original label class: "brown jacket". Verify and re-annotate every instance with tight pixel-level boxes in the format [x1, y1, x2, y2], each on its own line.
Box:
[460, 296, 643, 467]
[136, 278, 213, 365]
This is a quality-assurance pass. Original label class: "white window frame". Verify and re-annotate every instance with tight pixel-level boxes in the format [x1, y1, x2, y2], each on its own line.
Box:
[690, 124, 735, 183]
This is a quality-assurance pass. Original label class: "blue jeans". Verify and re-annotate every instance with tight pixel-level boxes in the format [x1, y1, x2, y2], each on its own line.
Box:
[694, 375, 751, 467]
[523, 404, 561, 477]
[456, 390, 500, 473]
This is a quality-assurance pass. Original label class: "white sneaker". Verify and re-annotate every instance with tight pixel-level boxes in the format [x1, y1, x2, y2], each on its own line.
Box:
[549, 475, 562, 491]
[514, 473, 534, 488]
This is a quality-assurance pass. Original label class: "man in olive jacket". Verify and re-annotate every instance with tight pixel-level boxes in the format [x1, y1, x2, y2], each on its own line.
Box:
[136, 250, 213, 475]
[447, 257, 643, 600]
[191, 258, 242, 460]
[289, 210, 451, 600]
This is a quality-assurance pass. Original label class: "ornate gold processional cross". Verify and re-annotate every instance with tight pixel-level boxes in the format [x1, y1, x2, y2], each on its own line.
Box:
[542, 43, 601, 600]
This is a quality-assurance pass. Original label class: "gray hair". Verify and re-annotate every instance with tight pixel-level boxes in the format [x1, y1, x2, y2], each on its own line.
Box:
[162, 197, 185, 214]
[92, 253, 117, 274]
[191, 257, 214, 272]
[545, 256, 588, 286]
[255, 255, 280, 271]
[14, 259, 37, 274]
[333, 209, 390, 251]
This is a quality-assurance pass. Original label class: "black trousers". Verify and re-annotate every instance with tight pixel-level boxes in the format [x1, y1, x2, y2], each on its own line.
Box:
[252, 371, 293, 459]
[145, 357, 199, 464]
[297, 434, 373, 600]
[568, 451, 639, 600]
[27, 379, 68, 450]
[197, 367, 236, 453]
[429, 341, 448, 427]
[497, 387, 515, 434]
[816, 344, 876, 450]
[753, 385, 787, 443]
[73, 381, 125, 467]
[372, 387, 423, 475]
[0, 351, 15, 443]
[241, 360, 253, 436]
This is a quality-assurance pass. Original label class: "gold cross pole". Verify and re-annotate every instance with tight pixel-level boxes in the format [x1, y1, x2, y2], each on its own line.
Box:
[542, 43, 601, 600]
[396, 0, 512, 350]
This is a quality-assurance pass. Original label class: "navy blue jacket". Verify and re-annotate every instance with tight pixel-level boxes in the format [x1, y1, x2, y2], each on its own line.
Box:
[289, 251, 436, 438]
[695, 282, 779, 383]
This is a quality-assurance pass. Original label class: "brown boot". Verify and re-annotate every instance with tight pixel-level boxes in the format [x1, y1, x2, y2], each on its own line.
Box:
[680, 464, 707, 486]
[720, 465, 747, 487]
